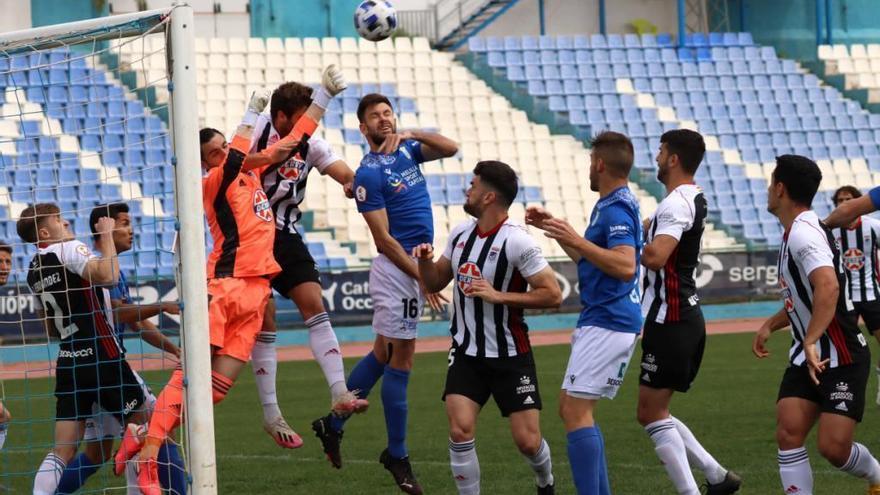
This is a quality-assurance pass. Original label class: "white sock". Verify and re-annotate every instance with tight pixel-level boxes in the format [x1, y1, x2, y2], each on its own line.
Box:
[645, 419, 700, 495]
[778, 447, 813, 494]
[841, 442, 880, 484]
[33, 452, 65, 495]
[126, 454, 140, 495]
[669, 416, 726, 484]
[251, 331, 282, 422]
[305, 313, 347, 399]
[0, 423, 7, 450]
[524, 437, 554, 488]
[449, 439, 480, 494]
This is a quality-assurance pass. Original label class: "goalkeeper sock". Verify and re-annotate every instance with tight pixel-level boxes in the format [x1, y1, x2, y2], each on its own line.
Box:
[158, 442, 187, 495]
[56, 452, 99, 494]
[147, 369, 185, 444]
[33, 452, 65, 495]
[382, 365, 410, 459]
[251, 331, 282, 422]
[305, 312, 347, 399]
[330, 351, 385, 432]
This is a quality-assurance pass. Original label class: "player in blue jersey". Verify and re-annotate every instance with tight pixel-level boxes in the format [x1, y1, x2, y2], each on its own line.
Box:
[55, 203, 185, 495]
[527, 131, 643, 495]
[826, 185, 880, 228]
[311, 93, 457, 494]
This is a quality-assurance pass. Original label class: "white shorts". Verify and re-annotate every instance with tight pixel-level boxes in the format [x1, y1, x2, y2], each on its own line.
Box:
[83, 369, 156, 441]
[562, 326, 639, 399]
[370, 253, 424, 340]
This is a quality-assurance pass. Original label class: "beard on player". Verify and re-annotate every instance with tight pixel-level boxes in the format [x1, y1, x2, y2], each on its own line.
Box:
[364, 117, 397, 148]
[656, 155, 670, 185]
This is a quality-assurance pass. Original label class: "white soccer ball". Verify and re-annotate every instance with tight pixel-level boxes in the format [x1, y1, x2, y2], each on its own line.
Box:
[354, 0, 398, 42]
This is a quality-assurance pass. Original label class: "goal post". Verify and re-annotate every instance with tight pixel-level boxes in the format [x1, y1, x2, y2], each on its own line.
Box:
[0, 4, 215, 493]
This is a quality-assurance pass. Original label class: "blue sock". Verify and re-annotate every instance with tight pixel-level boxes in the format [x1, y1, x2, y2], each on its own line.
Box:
[381, 365, 410, 459]
[595, 425, 611, 495]
[56, 452, 100, 494]
[567, 427, 604, 495]
[157, 442, 187, 495]
[330, 351, 385, 432]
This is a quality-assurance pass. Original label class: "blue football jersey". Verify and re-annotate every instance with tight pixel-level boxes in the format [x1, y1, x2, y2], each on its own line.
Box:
[576, 186, 643, 333]
[353, 140, 433, 251]
[107, 269, 131, 352]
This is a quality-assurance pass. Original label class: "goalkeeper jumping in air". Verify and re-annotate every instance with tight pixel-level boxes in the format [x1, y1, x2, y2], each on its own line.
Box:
[113, 65, 348, 495]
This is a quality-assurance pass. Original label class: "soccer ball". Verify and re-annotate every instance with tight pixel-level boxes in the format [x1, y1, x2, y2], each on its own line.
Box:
[354, 0, 398, 42]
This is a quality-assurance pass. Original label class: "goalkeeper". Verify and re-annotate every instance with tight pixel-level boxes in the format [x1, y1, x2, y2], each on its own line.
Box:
[114, 65, 348, 495]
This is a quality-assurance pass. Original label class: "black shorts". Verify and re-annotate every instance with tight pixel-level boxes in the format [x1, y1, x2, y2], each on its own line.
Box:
[639, 310, 706, 392]
[442, 347, 541, 417]
[853, 300, 880, 333]
[55, 357, 145, 421]
[777, 359, 869, 422]
[271, 230, 321, 297]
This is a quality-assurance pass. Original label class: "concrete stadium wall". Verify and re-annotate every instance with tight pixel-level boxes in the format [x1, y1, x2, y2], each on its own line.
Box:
[1, 0, 32, 32]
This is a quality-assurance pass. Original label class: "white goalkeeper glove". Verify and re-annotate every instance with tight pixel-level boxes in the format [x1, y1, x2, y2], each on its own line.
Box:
[313, 64, 347, 110]
[242, 89, 271, 127]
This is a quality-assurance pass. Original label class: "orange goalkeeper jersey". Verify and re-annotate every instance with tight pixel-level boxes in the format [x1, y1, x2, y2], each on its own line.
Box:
[203, 149, 281, 279]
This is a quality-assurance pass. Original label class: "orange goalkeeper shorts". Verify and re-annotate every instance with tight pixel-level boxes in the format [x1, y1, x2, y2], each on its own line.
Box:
[207, 276, 271, 362]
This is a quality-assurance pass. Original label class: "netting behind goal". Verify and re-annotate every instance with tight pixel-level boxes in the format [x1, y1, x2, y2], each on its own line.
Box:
[0, 7, 214, 494]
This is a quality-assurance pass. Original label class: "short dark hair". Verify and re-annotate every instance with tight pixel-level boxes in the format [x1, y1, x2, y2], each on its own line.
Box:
[772, 155, 822, 207]
[473, 161, 518, 208]
[17, 203, 60, 244]
[89, 203, 129, 241]
[357, 93, 393, 123]
[270, 82, 313, 122]
[660, 129, 705, 175]
[590, 131, 634, 179]
[199, 127, 223, 160]
[833, 185, 863, 205]
[0, 242, 13, 255]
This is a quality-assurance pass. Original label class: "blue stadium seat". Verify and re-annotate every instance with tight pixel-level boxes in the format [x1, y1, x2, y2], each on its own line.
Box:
[468, 37, 486, 52]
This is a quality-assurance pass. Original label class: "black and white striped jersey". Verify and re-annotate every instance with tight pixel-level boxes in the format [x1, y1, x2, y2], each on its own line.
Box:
[442, 218, 549, 358]
[27, 240, 119, 363]
[250, 113, 342, 235]
[641, 184, 707, 324]
[778, 210, 867, 368]
[831, 215, 880, 303]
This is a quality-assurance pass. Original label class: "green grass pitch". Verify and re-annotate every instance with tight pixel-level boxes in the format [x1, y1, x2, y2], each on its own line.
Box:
[2, 331, 879, 494]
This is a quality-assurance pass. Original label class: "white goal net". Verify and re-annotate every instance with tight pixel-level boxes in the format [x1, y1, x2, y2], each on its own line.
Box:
[0, 6, 215, 494]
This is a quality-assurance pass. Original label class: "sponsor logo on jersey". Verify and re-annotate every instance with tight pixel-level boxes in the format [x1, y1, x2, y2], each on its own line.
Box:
[456, 262, 482, 291]
[58, 347, 95, 358]
[386, 171, 407, 193]
[122, 398, 140, 416]
[488, 246, 500, 261]
[780, 279, 794, 312]
[253, 189, 273, 222]
[76, 244, 92, 258]
[843, 248, 866, 271]
[279, 158, 307, 181]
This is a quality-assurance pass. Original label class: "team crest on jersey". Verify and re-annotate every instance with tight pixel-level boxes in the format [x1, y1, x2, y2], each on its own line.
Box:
[843, 248, 865, 271]
[456, 262, 482, 291]
[780, 279, 794, 312]
[253, 189, 272, 222]
[278, 158, 306, 181]
[488, 246, 500, 261]
[386, 171, 407, 193]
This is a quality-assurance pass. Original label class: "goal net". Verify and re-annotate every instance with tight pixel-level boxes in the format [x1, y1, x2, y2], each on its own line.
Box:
[0, 6, 215, 494]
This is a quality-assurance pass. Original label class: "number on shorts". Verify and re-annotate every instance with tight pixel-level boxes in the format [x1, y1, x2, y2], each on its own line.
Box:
[401, 298, 419, 319]
[447, 347, 455, 368]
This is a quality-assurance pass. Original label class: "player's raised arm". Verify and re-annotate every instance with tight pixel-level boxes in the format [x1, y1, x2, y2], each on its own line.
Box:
[83, 216, 119, 286]
[542, 211, 638, 281]
[379, 129, 458, 162]
[825, 188, 878, 228]
[413, 243, 453, 293]
[243, 65, 347, 172]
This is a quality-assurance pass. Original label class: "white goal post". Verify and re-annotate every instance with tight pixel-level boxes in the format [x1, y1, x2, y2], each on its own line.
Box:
[0, 4, 216, 493]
